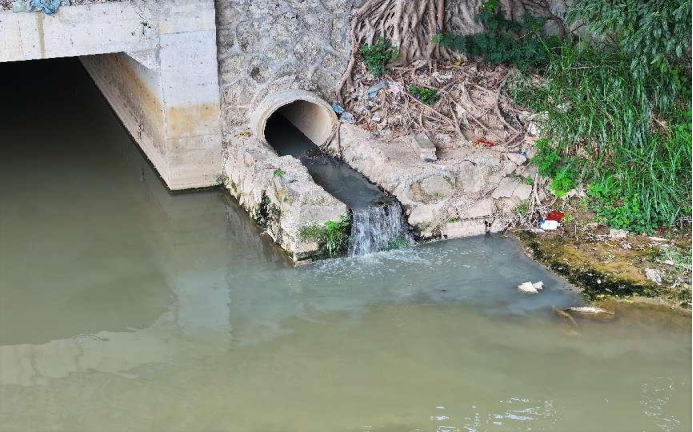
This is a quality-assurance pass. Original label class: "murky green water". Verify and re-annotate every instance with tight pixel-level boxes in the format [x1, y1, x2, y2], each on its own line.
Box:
[0, 59, 690, 432]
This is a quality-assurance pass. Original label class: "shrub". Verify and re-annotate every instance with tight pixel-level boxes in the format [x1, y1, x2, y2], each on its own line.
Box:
[409, 86, 439, 105]
[433, 0, 560, 71]
[359, 38, 398, 77]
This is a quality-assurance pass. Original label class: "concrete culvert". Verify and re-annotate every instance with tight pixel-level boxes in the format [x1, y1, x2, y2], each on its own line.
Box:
[251, 90, 337, 151]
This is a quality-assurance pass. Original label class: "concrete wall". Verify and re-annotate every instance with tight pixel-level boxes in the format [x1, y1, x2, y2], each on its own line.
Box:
[0, 0, 224, 190]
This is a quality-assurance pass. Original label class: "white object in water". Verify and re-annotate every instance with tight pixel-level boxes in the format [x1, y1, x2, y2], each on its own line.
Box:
[518, 281, 544, 294]
[540, 220, 560, 230]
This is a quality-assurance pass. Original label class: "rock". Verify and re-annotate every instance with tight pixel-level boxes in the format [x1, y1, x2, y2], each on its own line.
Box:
[414, 175, 454, 202]
[565, 306, 615, 321]
[413, 134, 438, 162]
[460, 199, 494, 219]
[442, 220, 487, 238]
[645, 268, 662, 285]
[512, 184, 533, 200]
[527, 121, 541, 137]
[609, 229, 628, 240]
[408, 205, 437, 227]
[506, 153, 527, 165]
[517, 281, 542, 294]
[457, 162, 485, 194]
[491, 178, 520, 199]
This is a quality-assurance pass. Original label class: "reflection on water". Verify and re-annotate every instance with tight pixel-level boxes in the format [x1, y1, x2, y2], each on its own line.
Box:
[0, 59, 690, 432]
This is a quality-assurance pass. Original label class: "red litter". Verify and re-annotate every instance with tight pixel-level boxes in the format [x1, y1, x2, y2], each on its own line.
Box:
[546, 210, 565, 222]
[474, 138, 495, 147]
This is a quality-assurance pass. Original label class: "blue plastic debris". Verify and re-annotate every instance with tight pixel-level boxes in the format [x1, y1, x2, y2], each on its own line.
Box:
[340, 112, 355, 124]
[365, 81, 388, 99]
[13, 0, 62, 15]
[332, 102, 355, 123]
[331, 102, 345, 114]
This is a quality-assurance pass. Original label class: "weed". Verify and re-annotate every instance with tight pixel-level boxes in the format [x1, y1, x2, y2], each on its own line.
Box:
[531, 138, 577, 197]
[409, 86, 440, 105]
[516, 200, 530, 215]
[299, 215, 351, 257]
[563, 213, 574, 223]
[658, 246, 693, 270]
[448, 216, 461, 223]
[523, 177, 534, 186]
[549, 166, 577, 198]
[273, 169, 286, 178]
[359, 37, 398, 77]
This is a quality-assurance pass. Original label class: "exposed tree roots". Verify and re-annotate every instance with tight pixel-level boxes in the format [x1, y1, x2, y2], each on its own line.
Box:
[337, 0, 567, 102]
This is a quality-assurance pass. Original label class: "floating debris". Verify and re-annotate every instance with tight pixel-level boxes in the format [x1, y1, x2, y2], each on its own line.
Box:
[565, 306, 615, 321]
[517, 281, 544, 294]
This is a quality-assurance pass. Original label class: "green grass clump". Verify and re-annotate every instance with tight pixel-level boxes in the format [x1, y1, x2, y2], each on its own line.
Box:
[531, 139, 577, 197]
[409, 86, 439, 105]
[273, 169, 285, 178]
[299, 215, 351, 257]
[359, 38, 398, 77]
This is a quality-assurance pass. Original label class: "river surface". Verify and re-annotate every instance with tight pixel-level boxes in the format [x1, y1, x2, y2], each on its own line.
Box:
[0, 59, 690, 432]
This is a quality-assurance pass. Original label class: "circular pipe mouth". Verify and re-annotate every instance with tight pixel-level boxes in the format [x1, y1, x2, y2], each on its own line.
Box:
[250, 90, 337, 148]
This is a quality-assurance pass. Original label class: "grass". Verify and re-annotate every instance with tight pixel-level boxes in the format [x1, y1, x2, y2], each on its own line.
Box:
[299, 215, 351, 257]
[437, 0, 691, 234]
[514, 42, 691, 234]
[273, 169, 285, 178]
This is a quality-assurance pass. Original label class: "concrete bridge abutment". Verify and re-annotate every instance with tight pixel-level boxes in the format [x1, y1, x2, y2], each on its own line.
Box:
[0, 0, 224, 190]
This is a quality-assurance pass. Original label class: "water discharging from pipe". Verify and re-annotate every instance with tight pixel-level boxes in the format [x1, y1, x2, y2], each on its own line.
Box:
[265, 112, 412, 256]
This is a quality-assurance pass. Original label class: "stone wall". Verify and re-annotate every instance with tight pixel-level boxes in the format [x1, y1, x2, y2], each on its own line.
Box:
[214, 0, 363, 136]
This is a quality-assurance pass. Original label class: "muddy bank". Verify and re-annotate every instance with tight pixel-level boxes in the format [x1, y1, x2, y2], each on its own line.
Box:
[514, 228, 692, 311]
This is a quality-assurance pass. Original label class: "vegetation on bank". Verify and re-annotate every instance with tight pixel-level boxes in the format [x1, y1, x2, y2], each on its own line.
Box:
[299, 215, 352, 257]
[435, 0, 692, 235]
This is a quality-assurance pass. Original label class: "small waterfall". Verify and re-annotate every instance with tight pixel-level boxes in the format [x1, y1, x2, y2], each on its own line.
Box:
[348, 202, 413, 256]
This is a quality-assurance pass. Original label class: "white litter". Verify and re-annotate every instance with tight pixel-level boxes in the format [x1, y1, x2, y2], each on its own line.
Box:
[518, 281, 544, 294]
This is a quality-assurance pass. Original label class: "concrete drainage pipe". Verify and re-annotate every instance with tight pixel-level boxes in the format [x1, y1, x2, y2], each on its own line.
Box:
[251, 90, 337, 148]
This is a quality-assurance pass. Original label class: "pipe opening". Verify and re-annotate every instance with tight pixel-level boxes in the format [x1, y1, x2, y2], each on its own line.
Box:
[265, 101, 330, 158]
[263, 101, 387, 210]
